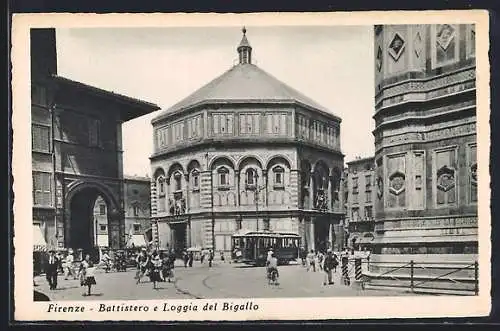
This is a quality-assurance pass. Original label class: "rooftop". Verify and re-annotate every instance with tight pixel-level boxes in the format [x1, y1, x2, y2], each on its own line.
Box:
[346, 156, 375, 166]
[124, 175, 151, 182]
[152, 28, 340, 124]
[52, 75, 160, 122]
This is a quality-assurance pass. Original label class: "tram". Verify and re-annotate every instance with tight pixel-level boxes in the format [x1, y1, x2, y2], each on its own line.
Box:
[231, 230, 300, 266]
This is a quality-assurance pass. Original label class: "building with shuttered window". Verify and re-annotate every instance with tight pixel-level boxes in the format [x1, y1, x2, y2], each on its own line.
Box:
[150, 28, 345, 254]
[31, 29, 159, 253]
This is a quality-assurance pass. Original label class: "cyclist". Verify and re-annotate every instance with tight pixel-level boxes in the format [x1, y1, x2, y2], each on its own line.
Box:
[266, 252, 279, 284]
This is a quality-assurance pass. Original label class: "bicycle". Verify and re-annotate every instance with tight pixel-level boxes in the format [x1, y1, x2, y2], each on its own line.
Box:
[268, 268, 279, 285]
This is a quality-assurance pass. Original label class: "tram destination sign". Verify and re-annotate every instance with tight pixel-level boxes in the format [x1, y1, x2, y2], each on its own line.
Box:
[375, 216, 477, 231]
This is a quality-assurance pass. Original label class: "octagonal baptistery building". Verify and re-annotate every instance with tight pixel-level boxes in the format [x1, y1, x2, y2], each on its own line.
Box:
[150, 29, 345, 254]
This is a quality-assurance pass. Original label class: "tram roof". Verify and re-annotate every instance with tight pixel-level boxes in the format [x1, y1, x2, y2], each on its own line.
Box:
[232, 229, 300, 238]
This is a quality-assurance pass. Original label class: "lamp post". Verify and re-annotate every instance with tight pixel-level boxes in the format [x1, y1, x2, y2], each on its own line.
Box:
[253, 172, 267, 232]
[205, 153, 215, 250]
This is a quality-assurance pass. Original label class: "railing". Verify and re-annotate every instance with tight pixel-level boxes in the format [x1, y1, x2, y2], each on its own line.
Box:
[358, 259, 479, 295]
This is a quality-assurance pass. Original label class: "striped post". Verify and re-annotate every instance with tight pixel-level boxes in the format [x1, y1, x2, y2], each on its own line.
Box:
[354, 258, 362, 281]
[341, 257, 350, 286]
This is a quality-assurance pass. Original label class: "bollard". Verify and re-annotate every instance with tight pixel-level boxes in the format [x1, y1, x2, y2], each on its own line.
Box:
[352, 258, 364, 291]
[354, 258, 362, 281]
[341, 259, 350, 286]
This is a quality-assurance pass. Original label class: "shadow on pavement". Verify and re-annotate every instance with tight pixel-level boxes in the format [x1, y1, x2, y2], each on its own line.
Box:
[34, 290, 50, 301]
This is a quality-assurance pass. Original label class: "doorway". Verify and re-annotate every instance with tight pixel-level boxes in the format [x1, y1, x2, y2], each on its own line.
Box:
[314, 217, 330, 253]
[170, 222, 187, 257]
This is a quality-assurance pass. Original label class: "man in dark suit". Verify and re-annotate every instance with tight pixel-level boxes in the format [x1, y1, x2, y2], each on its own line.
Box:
[45, 250, 59, 290]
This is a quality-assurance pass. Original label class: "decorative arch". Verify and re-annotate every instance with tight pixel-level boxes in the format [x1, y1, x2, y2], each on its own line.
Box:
[237, 155, 264, 170]
[65, 179, 120, 214]
[209, 156, 235, 171]
[167, 162, 185, 179]
[187, 159, 202, 173]
[152, 167, 166, 179]
[313, 159, 331, 176]
[266, 155, 292, 170]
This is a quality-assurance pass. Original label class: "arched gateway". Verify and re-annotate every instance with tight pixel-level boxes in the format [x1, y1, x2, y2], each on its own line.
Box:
[64, 180, 122, 251]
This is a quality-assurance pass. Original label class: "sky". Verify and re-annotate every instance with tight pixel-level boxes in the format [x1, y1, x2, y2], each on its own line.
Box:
[56, 26, 375, 177]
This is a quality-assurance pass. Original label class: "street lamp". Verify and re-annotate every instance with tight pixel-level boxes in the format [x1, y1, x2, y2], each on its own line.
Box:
[252, 171, 267, 232]
[205, 153, 215, 250]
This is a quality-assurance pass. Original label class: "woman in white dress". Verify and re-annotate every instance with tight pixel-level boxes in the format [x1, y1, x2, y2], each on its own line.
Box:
[79, 254, 97, 296]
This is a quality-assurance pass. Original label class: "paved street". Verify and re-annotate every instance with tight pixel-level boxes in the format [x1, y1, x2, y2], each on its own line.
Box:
[34, 259, 414, 300]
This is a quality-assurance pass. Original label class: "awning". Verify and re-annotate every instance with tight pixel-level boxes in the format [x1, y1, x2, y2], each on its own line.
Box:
[33, 224, 47, 252]
[371, 235, 478, 244]
[96, 235, 109, 247]
[126, 234, 147, 248]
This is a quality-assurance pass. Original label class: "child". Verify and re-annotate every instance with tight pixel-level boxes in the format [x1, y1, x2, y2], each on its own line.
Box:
[79, 254, 97, 296]
[150, 254, 163, 290]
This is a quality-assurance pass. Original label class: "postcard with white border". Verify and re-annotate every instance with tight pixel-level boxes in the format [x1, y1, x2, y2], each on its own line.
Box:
[12, 11, 491, 321]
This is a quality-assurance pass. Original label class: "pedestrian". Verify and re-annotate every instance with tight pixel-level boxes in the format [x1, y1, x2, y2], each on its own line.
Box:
[150, 253, 163, 290]
[135, 248, 149, 284]
[79, 254, 97, 296]
[64, 248, 76, 280]
[56, 251, 64, 274]
[183, 249, 189, 268]
[208, 249, 214, 268]
[45, 250, 60, 290]
[332, 251, 339, 273]
[323, 249, 336, 286]
[306, 250, 316, 272]
[220, 250, 225, 263]
[188, 251, 194, 267]
[316, 251, 324, 272]
[200, 248, 205, 264]
[299, 247, 307, 267]
[101, 250, 111, 273]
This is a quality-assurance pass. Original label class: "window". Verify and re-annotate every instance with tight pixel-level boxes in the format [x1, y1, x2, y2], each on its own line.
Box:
[351, 208, 359, 221]
[88, 118, 100, 147]
[352, 191, 359, 204]
[174, 173, 182, 191]
[213, 113, 234, 135]
[100, 224, 107, 232]
[133, 205, 140, 216]
[218, 167, 229, 187]
[365, 206, 373, 219]
[32, 124, 50, 152]
[246, 168, 256, 186]
[365, 191, 372, 203]
[240, 113, 259, 135]
[99, 204, 106, 215]
[263, 218, 270, 231]
[191, 170, 200, 190]
[173, 121, 184, 142]
[133, 224, 141, 232]
[352, 177, 359, 193]
[236, 219, 242, 230]
[158, 177, 166, 197]
[365, 174, 372, 189]
[32, 172, 52, 206]
[273, 166, 284, 187]
[188, 116, 200, 138]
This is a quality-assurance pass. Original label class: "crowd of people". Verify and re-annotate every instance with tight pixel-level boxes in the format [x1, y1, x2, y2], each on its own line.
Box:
[35, 244, 369, 298]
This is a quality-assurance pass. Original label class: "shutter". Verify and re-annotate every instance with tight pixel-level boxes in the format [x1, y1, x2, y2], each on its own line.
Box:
[213, 114, 219, 134]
